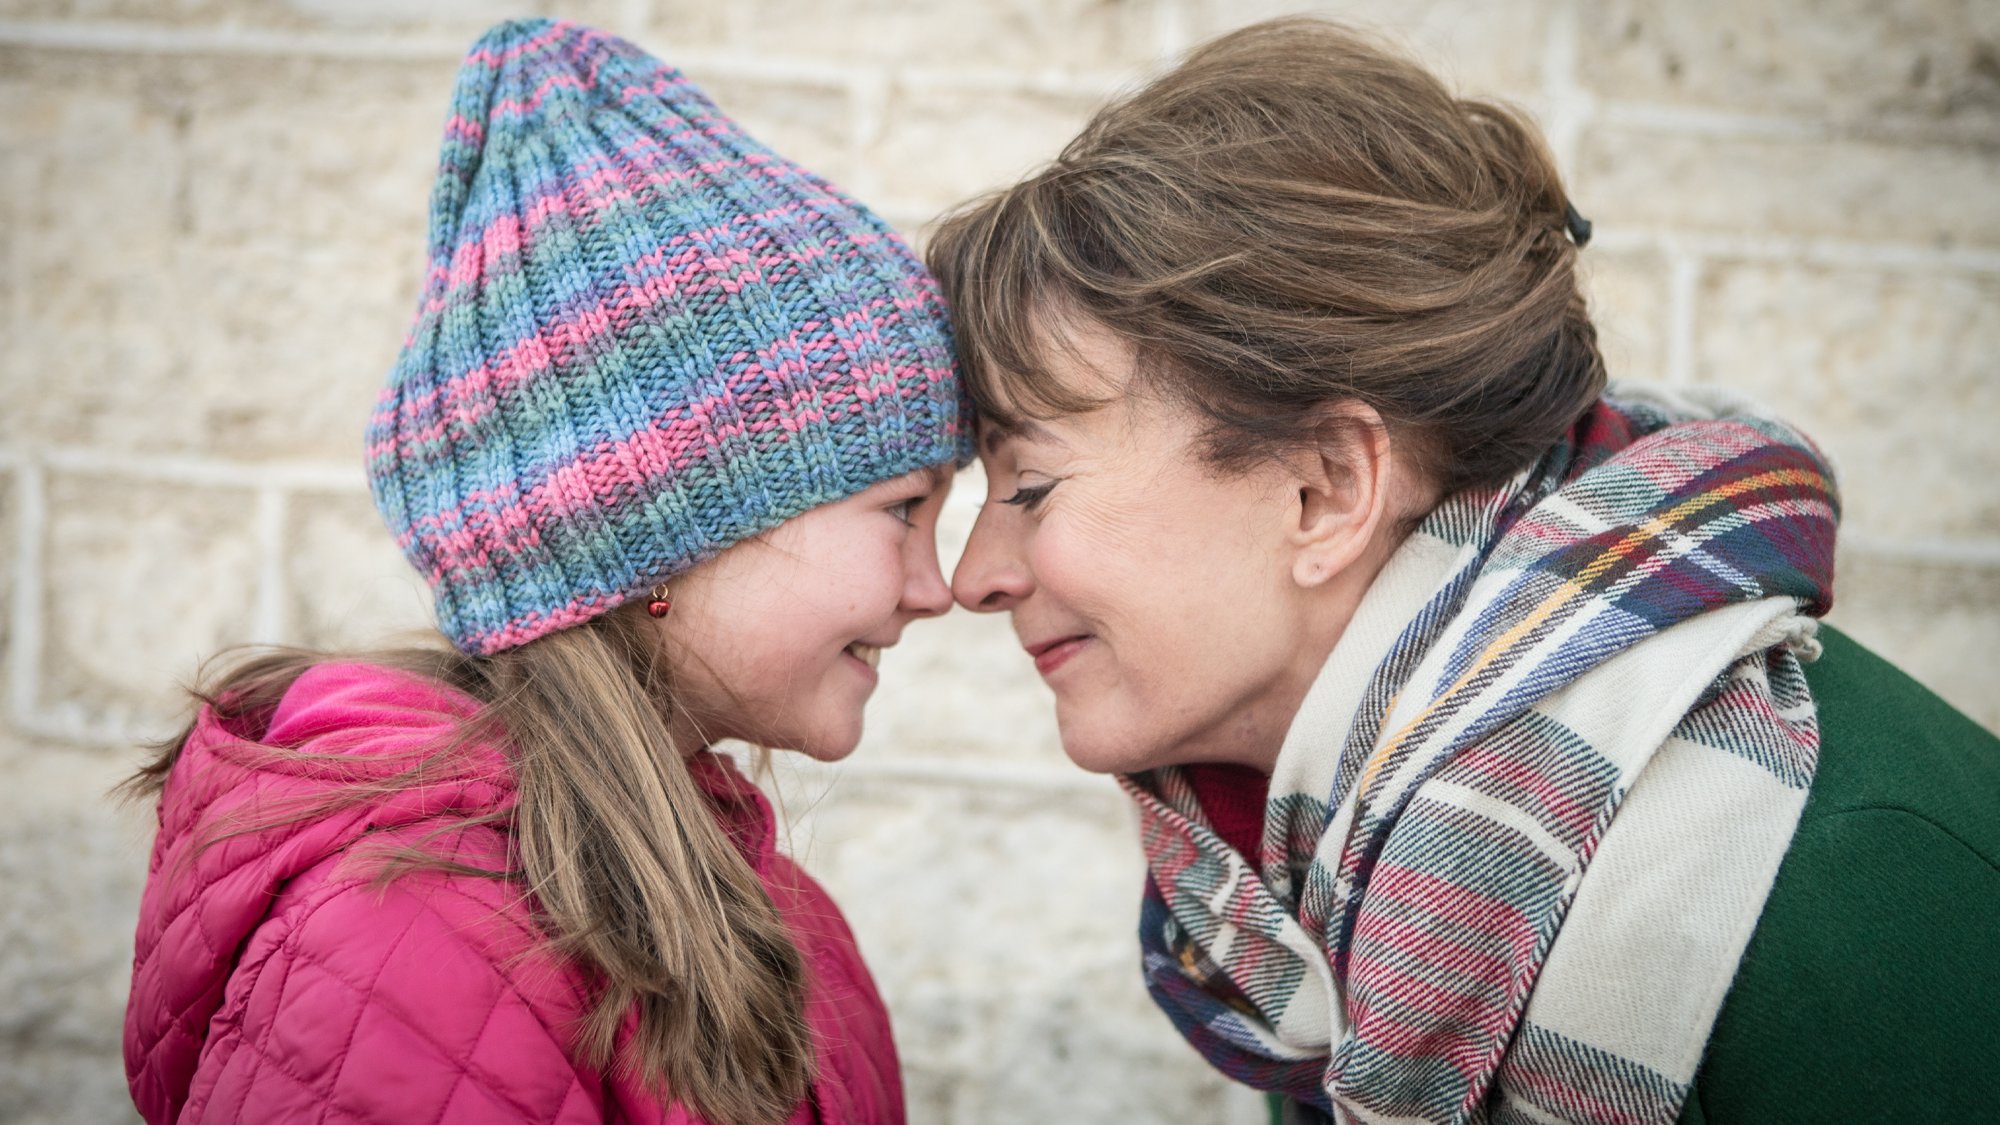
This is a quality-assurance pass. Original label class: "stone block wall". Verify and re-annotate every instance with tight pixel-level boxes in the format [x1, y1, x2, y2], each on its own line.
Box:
[2, 2, 1994, 1122]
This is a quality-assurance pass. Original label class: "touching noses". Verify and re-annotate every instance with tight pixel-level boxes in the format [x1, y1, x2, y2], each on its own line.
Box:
[951, 505, 1034, 613]
[899, 520, 955, 620]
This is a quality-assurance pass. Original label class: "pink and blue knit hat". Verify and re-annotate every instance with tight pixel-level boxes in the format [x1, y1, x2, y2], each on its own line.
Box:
[368, 20, 969, 655]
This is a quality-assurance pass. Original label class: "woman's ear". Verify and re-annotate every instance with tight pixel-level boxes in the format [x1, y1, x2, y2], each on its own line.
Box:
[1290, 401, 1394, 589]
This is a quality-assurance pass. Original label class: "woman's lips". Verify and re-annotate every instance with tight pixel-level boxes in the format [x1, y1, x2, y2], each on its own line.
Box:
[1027, 635, 1091, 676]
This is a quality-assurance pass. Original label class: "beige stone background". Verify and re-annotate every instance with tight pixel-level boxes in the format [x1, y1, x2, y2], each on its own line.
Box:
[1, 0, 1996, 1121]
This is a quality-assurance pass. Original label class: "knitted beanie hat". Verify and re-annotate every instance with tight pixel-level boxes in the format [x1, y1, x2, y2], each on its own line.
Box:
[368, 20, 969, 655]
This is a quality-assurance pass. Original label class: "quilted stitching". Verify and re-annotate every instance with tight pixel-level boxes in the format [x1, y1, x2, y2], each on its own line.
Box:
[125, 662, 904, 1124]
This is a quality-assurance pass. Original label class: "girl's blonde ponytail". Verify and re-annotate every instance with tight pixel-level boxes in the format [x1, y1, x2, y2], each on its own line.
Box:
[490, 612, 812, 1124]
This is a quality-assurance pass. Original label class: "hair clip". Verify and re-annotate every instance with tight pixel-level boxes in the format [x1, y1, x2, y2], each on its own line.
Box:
[1564, 201, 1593, 248]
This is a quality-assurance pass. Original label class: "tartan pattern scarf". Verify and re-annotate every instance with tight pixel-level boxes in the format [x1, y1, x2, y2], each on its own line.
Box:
[1123, 388, 1839, 1124]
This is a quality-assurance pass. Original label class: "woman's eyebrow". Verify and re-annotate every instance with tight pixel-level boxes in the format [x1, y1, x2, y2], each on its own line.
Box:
[980, 418, 1063, 454]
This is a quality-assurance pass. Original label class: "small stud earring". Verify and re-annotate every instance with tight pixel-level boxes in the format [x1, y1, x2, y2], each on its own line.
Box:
[646, 583, 673, 618]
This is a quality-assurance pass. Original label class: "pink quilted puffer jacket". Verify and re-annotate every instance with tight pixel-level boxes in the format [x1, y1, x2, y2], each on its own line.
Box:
[125, 662, 904, 1124]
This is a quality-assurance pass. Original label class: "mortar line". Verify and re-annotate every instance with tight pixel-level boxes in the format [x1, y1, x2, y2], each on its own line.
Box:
[251, 488, 289, 644]
[1588, 228, 2000, 275]
[0, 145, 26, 475]
[1663, 245, 1701, 385]
[1842, 535, 2000, 568]
[0, 19, 471, 59]
[0, 18, 1137, 101]
[679, 47, 1124, 94]
[616, 0, 651, 38]
[13, 705, 147, 750]
[38, 447, 364, 492]
[1595, 101, 1829, 140]
[0, 21, 961, 92]
[680, 50, 870, 87]
[8, 459, 45, 728]
[1594, 99, 1994, 146]
[845, 68, 892, 202]
[1153, 0, 1191, 60]
[4, 153, 22, 473]
[1541, 0, 1592, 181]
[891, 63, 1129, 98]
[10, 17, 1983, 149]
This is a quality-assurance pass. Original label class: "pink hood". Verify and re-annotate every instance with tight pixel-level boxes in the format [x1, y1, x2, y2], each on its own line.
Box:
[125, 661, 902, 1124]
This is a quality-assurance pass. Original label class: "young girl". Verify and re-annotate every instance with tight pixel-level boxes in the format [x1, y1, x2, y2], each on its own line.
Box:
[122, 20, 964, 1125]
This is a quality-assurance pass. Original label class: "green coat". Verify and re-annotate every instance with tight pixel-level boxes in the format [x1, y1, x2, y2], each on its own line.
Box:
[1270, 627, 2000, 1124]
[1678, 626, 2000, 1123]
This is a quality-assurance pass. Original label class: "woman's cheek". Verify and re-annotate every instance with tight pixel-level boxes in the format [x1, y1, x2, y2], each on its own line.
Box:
[1025, 526, 1092, 610]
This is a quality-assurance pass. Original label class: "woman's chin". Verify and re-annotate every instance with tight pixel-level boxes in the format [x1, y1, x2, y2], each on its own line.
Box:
[1055, 718, 1169, 775]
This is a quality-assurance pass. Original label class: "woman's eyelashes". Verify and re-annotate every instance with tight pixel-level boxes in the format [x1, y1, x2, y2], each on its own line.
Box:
[1000, 479, 1059, 512]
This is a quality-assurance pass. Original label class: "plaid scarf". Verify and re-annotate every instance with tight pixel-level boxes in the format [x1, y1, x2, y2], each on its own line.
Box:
[1124, 388, 1839, 1124]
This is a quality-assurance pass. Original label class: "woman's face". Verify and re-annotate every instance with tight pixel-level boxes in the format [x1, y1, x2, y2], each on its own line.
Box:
[950, 321, 1367, 775]
[654, 466, 954, 760]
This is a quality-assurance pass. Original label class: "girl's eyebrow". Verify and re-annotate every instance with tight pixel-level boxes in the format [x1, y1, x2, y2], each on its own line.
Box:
[875, 465, 950, 492]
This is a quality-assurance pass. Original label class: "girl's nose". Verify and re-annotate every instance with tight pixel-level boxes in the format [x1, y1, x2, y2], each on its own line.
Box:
[901, 547, 954, 619]
[900, 510, 954, 619]
[951, 507, 1034, 613]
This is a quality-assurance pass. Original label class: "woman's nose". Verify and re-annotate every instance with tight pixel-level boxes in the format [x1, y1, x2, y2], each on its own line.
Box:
[951, 507, 1034, 613]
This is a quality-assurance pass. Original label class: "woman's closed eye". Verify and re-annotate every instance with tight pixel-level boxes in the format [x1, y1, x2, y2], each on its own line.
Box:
[1001, 480, 1059, 512]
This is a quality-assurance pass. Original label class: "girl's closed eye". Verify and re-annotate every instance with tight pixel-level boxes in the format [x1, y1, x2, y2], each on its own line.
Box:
[888, 481, 944, 525]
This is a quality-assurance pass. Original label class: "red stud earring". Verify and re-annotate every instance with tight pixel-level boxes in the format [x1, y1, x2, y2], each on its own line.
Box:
[646, 583, 672, 618]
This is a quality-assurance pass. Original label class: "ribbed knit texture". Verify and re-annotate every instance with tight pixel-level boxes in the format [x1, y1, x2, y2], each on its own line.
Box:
[367, 19, 969, 654]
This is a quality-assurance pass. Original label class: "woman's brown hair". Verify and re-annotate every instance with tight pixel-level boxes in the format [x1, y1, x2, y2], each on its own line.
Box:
[926, 16, 1604, 495]
[122, 609, 813, 1125]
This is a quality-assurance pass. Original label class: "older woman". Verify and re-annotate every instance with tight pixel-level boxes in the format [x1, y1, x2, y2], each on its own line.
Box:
[930, 18, 1999, 1125]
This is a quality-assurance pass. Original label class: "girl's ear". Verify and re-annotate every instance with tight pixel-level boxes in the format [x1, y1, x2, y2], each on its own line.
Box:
[1289, 401, 1395, 589]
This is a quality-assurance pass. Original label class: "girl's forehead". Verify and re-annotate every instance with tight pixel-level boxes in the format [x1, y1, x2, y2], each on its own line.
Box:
[852, 463, 954, 494]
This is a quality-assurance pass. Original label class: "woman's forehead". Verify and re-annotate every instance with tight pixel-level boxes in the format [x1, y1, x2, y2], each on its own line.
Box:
[977, 382, 1206, 471]
[976, 415, 1064, 455]
[1036, 312, 1137, 387]
[972, 316, 1144, 442]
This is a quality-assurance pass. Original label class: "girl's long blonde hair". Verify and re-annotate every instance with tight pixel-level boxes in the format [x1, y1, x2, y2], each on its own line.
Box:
[123, 608, 813, 1125]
